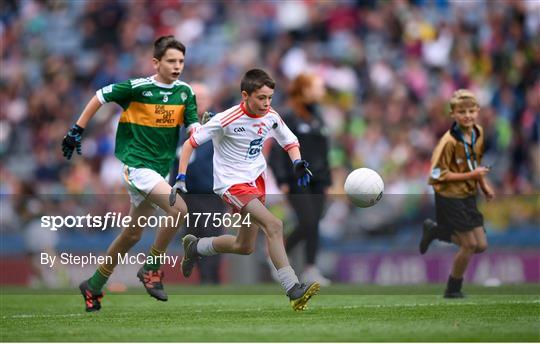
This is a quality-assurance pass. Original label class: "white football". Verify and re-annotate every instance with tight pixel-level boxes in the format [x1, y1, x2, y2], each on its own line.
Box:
[344, 168, 384, 208]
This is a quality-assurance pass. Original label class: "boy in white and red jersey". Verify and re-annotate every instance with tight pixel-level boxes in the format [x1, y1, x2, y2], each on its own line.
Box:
[170, 69, 320, 311]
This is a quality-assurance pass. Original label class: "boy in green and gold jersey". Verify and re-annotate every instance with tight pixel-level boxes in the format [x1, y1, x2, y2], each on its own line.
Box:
[61, 36, 200, 312]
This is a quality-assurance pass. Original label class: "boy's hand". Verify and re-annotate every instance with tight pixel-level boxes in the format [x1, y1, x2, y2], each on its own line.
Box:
[293, 159, 313, 187]
[473, 166, 490, 180]
[169, 174, 187, 206]
[61, 124, 84, 160]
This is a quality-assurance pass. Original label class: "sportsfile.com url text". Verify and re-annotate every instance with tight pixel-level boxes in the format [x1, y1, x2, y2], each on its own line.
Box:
[41, 212, 251, 231]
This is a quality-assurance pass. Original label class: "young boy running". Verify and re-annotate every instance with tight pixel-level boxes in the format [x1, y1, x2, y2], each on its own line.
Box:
[61, 36, 200, 311]
[419, 89, 495, 298]
[170, 69, 320, 311]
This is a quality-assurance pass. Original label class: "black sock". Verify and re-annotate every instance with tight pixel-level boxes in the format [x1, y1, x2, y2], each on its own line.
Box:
[447, 275, 463, 292]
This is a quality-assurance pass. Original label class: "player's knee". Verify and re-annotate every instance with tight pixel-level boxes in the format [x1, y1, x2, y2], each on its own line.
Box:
[236, 243, 255, 255]
[475, 243, 488, 253]
[166, 202, 187, 218]
[461, 242, 477, 253]
[122, 230, 143, 245]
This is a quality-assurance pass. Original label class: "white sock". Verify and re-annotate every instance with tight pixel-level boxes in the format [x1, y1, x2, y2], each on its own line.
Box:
[196, 237, 218, 256]
[277, 266, 299, 292]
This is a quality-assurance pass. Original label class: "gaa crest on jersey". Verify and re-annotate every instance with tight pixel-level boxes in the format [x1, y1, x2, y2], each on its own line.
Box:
[142, 91, 153, 97]
[245, 137, 263, 160]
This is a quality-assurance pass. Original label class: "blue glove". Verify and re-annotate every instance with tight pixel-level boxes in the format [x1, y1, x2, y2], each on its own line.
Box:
[293, 159, 313, 187]
[201, 111, 215, 125]
[169, 174, 188, 206]
[61, 124, 84, 160]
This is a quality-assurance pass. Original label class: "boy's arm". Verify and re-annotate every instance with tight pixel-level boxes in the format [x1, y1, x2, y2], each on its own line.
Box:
[168, 139, 194, 206]
[478, 175, 495, 201]
[76, 96, 102, 128]
[61, 95, 102, 160]
[178, 139, 195, 176]
[287, 146, 301, 162]
[183, 86, 201, 135]
[169, 116, 221, 205]
[63, 80, 132, 160]
[444, 166, 490, 182]
[271, 116, 312, 187]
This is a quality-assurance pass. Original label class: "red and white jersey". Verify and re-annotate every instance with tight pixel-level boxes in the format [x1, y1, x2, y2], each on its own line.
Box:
[189, 102, 299, 196]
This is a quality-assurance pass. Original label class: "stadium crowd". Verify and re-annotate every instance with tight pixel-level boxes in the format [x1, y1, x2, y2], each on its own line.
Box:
[1, 0, 538, 240]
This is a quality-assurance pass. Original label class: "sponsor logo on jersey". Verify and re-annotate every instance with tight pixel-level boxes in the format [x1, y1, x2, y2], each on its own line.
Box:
[120, 102, 184, 127]
[142, 91, 153, 97]
[245, 138, 263, 160]
[155, 105, 176, 124]
[234, 127, 246, 133]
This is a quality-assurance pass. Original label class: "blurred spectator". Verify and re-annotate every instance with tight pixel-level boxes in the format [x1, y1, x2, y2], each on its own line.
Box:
[270, 73, 332, 286]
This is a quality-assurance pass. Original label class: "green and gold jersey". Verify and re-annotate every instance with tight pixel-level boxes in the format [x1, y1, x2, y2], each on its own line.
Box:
[96, 76, 200, 177]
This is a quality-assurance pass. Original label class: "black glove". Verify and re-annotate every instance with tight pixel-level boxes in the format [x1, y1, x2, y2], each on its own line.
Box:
[169, 174, 188, 206]
[201, 111, 215, 125]
[61, 124, 84, 160]
[293, 159, 313, 187]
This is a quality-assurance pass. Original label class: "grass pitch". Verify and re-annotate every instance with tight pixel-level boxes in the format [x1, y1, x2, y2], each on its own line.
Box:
[1, 284, 539, 342]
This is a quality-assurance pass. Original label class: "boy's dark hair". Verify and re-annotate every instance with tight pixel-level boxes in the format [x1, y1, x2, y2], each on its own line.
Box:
[153, 35, 185, 60]
[240, 69, 275, 95]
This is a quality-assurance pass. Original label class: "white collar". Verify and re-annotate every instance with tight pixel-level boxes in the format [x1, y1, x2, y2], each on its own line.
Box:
[151, 75, 176, 89]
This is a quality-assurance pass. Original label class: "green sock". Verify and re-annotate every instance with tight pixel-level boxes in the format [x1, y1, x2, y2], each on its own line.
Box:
[88, 266, 110, 292]
[143, 246, 164, 271]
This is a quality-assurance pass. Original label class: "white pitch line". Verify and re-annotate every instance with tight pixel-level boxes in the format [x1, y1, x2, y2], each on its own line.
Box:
[338, 299, 540, 309]
[3, 313, 84, 319]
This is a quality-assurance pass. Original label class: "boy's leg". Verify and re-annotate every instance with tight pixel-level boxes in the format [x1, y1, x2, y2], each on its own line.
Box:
[446, 230, 478, 298]
[182, 198, 320, 310]
[80, 200, 155, 311]
[472, 227, 488, 253]
[133, 181, 188, 301]
[243, 199, 289, 268]
[146, 181, 188, 252]
[419, 219, 438, 254]
[210, 216, 258, 254]
[185, 194, 224, 284]
[181, 211, 259, 278]
[243, 199, 320, 310]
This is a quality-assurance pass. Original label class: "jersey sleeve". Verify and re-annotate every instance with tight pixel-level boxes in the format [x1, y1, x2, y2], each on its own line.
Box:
[428, 139, 454, 184]
[96, 80, 132, 109]
[188, 114, 222, 148]
[271, 114, 299, 151]
[183, 85, 200, 134]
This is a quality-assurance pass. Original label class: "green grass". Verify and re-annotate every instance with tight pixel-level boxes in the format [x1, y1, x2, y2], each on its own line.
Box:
[1, 284, 539, 342]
